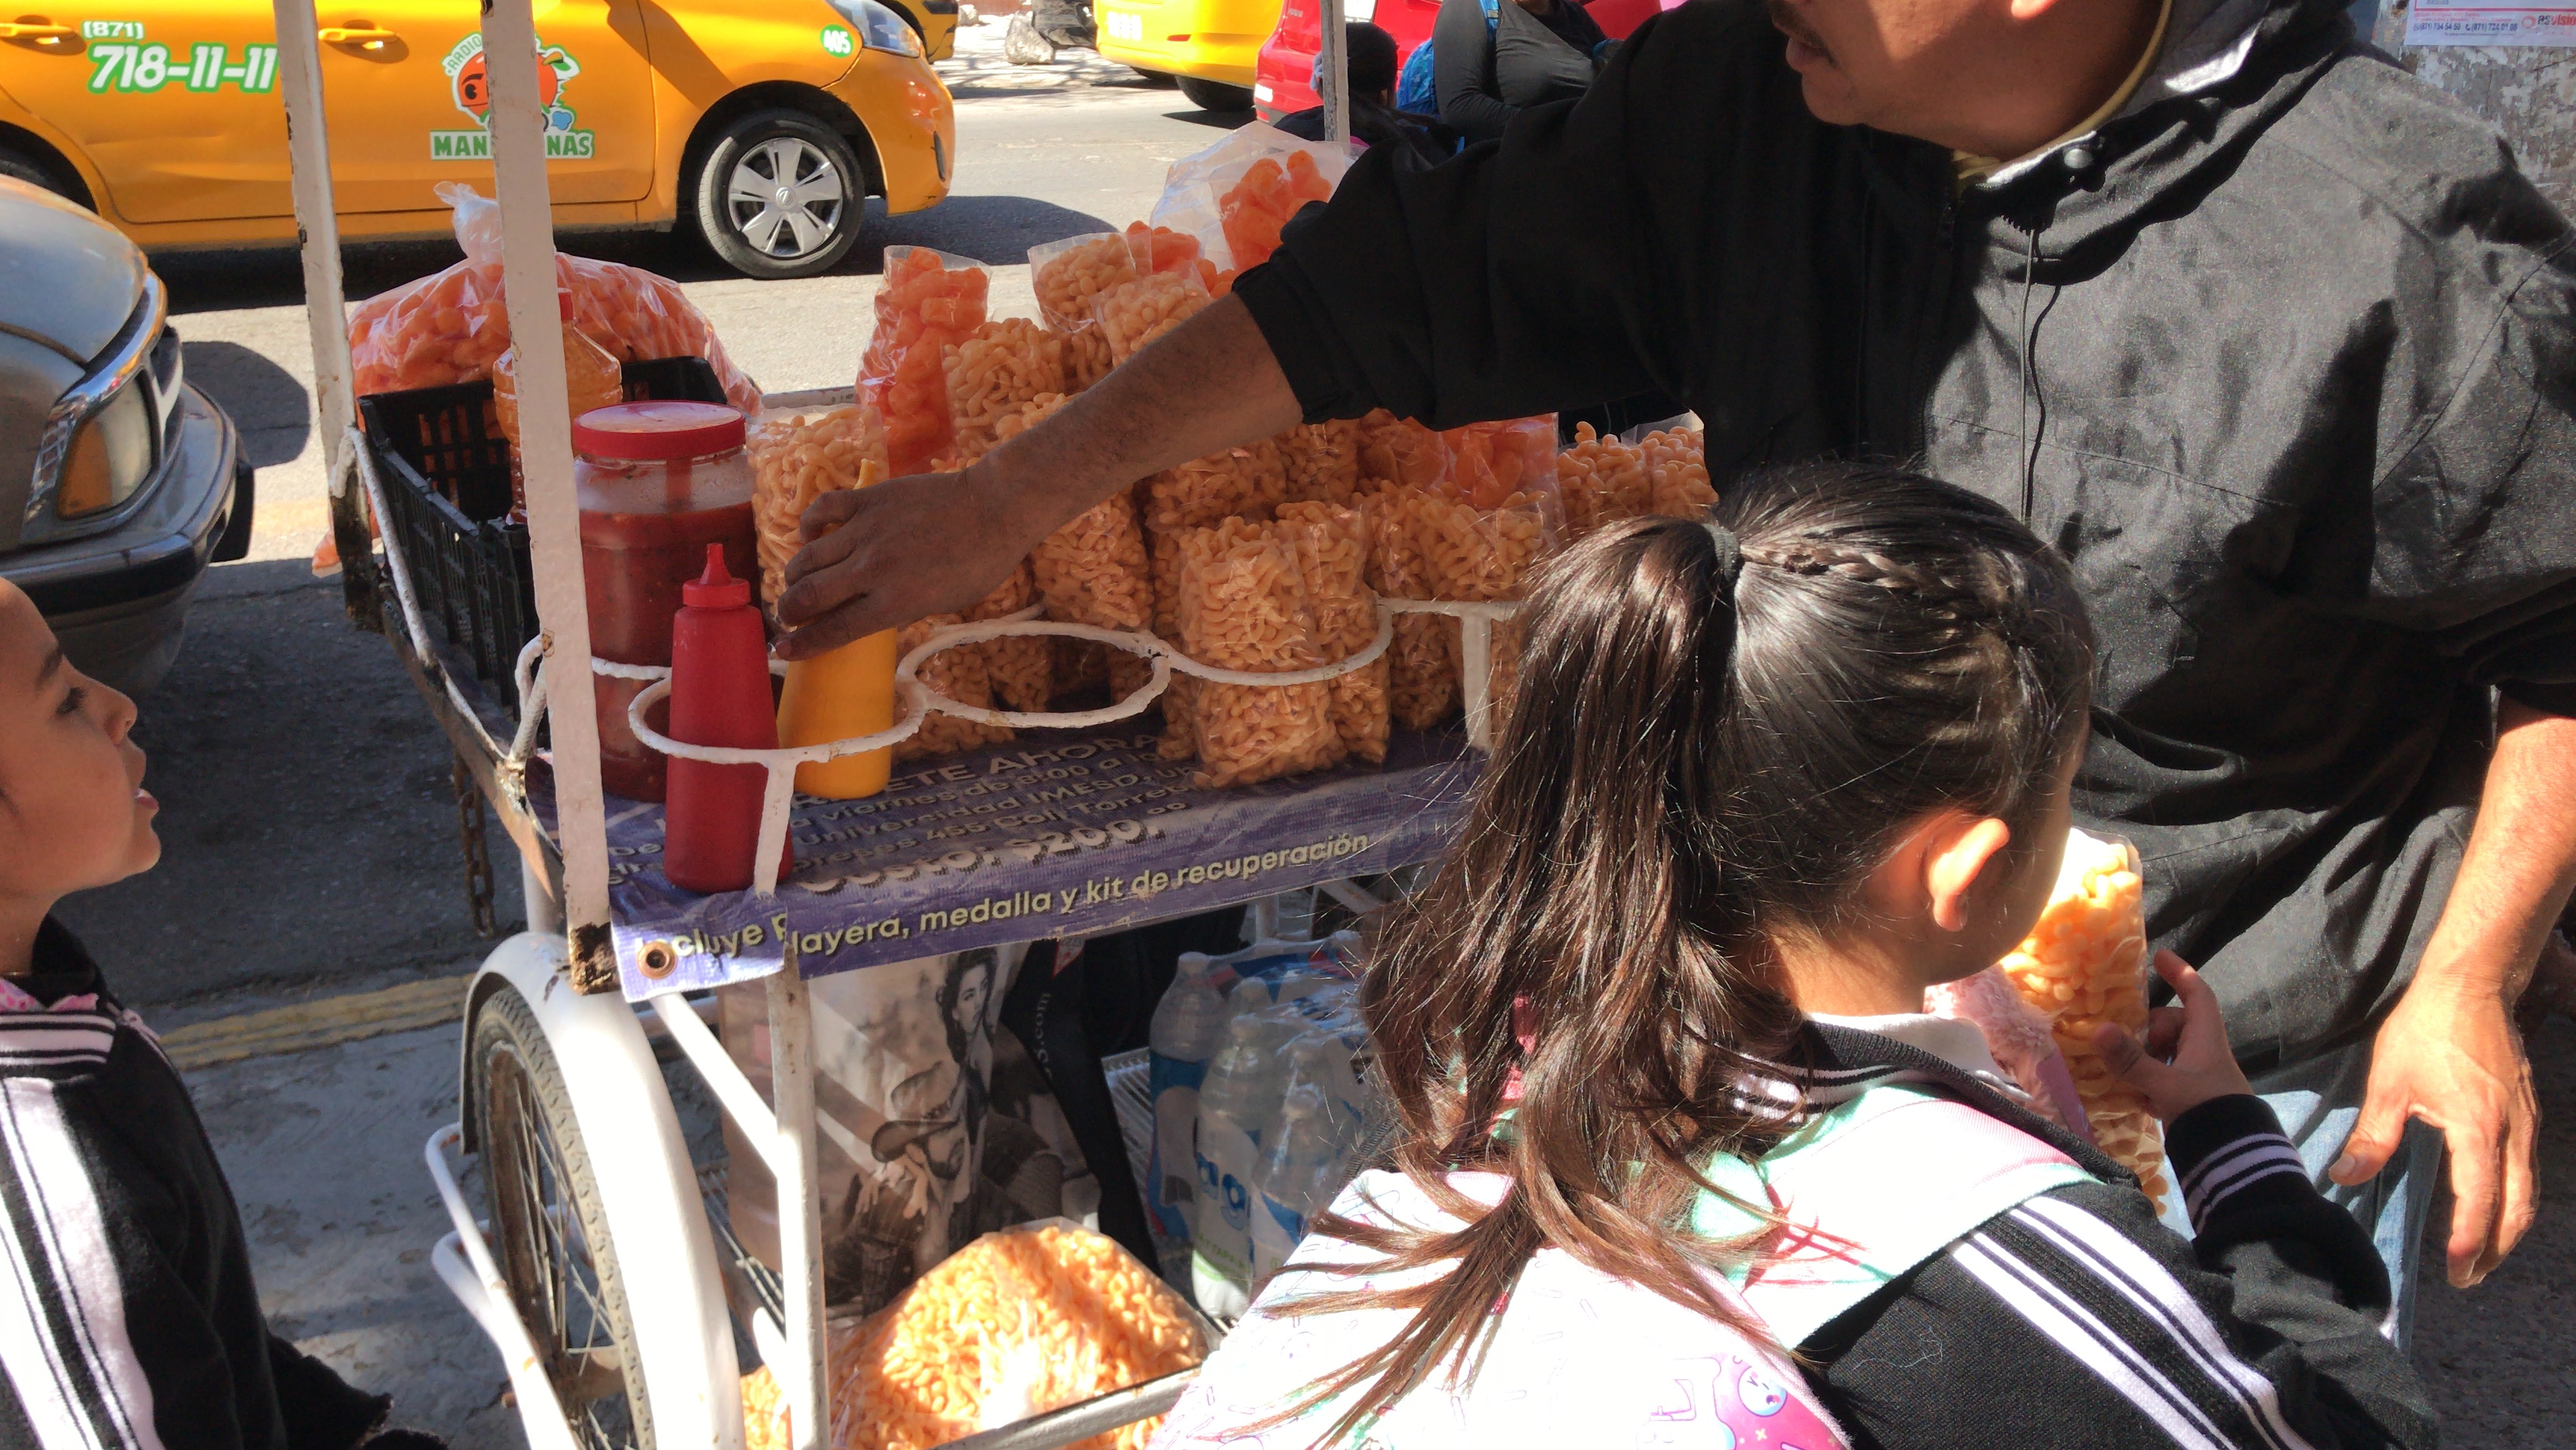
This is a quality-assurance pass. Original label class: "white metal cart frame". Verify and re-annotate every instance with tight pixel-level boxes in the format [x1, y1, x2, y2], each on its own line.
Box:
[273, 2, 1426, 1444]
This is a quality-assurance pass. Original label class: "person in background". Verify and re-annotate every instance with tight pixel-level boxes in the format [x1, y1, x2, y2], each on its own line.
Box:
[1422, 0, 1610, 145]
[0, 578, 440, 1450]
[1274, 23, 1459, 169]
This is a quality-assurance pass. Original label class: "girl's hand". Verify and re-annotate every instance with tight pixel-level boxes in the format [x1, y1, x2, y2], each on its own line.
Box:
[2093, 951, 2253, 1122]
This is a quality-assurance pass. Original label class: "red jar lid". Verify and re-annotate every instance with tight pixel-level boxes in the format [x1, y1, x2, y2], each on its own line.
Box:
[572, 400, 745, 461]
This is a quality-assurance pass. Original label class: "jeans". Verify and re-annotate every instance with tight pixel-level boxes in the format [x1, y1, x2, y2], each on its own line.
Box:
[2155, 1038, 2444, 1347]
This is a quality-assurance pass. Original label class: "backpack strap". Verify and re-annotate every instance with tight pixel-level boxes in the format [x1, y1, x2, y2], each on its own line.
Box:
[1696, 1084, 2098, 1346]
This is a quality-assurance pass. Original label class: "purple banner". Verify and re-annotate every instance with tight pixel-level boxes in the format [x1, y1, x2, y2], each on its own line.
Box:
[526, 727, 1480, 998]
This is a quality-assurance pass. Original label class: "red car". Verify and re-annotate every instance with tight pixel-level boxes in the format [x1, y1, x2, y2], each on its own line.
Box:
[1252, 0, 1669, 121]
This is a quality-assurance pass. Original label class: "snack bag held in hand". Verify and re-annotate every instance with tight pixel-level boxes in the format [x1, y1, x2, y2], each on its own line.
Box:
[1998, 828, 2171, 1208]
[735, 1220, 1208, 1450]
[747, 403, 889, 612]
[1924, 964, 2093, 1137]
[860, 246, 991, 475]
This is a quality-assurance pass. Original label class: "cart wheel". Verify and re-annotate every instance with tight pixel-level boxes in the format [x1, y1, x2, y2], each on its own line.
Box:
[471, 984, 659, 1448]
[1176, 76, 1254, 113]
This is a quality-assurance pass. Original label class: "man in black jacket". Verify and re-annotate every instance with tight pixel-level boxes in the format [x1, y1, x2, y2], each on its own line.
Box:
[777, 0, 2576, 1338]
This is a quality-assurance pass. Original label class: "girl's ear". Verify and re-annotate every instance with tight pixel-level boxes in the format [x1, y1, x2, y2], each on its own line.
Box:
[1924, 816, 2014, 933]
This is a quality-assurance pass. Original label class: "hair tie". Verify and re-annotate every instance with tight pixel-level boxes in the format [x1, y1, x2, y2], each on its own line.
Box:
[1705, 520, 1744, 591]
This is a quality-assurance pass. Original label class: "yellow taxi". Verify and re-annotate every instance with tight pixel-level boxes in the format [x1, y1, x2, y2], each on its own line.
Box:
[1095, 0, 1280, 110]
[0, 0, 958, 278]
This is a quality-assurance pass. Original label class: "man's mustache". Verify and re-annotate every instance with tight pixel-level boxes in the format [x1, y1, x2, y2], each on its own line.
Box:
[1765, 0, 1832, 56]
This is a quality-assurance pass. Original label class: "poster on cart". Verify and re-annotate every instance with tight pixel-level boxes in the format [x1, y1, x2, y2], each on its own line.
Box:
[2405, 0, 2576, 45]
[525, 724, 1480, 999]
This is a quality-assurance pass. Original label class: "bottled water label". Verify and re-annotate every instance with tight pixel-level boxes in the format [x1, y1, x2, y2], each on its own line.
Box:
[1146, 1051, 1208, 1239]
[1191, 1112, 1262, 1319]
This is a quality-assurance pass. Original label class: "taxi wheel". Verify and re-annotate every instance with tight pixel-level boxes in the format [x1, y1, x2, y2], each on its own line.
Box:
[0, 146, 88, 210]
[1177, 76, 1255, 113]
[693, 111, 866, 282]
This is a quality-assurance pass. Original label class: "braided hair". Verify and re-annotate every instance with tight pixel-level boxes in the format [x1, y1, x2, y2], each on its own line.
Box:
[1284, 462, 2095, 1442]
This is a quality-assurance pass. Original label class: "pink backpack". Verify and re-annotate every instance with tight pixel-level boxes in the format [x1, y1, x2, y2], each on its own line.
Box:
[1153, 1087, 2091, 1450]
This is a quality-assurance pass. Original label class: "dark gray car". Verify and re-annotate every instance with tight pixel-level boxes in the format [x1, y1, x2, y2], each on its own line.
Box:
[0, 176, 249, 694]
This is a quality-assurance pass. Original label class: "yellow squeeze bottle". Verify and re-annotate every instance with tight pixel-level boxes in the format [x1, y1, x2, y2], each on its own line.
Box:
[776, 629, 899, 798]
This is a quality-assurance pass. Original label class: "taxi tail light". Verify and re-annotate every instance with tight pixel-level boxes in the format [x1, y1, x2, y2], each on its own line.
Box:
[57, 381, 155, 520]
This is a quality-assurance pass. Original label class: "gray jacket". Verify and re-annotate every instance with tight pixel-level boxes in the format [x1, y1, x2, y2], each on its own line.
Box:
[1235, 0, 2576, 1067]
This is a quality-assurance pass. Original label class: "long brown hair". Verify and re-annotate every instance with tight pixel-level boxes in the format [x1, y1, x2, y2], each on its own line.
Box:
[1290, 463, 2094, 1441]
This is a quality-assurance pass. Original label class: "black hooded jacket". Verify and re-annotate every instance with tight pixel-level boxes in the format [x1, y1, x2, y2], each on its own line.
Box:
[1235, 0, 2576, 1069]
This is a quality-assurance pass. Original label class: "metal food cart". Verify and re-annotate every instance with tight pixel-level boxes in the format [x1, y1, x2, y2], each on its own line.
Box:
[271, 0, 1487, 1442]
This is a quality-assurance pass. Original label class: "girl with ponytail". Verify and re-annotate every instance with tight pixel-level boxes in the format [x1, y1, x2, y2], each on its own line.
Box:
[1153, 464, 2433, 1450]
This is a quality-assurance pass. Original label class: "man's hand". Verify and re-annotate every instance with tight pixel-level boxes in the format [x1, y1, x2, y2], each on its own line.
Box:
[774, 464, 1033, 659]
[2325, 699, 2574, 1288]
[2331, 969, 2538, 1288]
[2097, 951, 2254, 1122]
[771, 292, 1305, 659]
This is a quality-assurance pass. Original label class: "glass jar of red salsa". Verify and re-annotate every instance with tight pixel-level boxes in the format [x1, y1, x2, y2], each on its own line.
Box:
[575, 400, 758, 801]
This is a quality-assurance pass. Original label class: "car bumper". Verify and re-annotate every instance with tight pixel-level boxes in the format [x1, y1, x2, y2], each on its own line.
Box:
[1096, 0, 1274, 83]
[2, 383, 242, 694]
[835, 52, 957, 216]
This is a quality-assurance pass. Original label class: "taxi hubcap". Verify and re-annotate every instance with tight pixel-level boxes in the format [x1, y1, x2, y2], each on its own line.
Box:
[727, 137, 846, 260]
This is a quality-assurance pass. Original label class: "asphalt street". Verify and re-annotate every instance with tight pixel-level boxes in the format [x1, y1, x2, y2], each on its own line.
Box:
[42, 17, 2574, 1445]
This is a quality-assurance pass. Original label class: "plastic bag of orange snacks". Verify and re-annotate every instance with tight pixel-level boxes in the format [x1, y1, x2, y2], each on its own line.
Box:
[348, 184, 759, 409]
[748, 404, 888, 614]
[896, 615, 1012, 760]
[748, 1220, 1208, 1450]
[947, 319, 1065, 459]
[1030, 233, 1135, 395]
[1142, 437, 1289, 534]
[1555, 421, 1655, 538]
[1366, 491, 1459, 730]
[1641, 427, 1717, 517]
[964, 559, 1053, 714]
[1356, 409, 1447, 495]
[1998, 829, 2172, 1209]
[1177, 518, 1345, 787]
[1219, 150, 1334, 272]
[860, 247, 991, 476]
[1282, 419, 1362, 504]
[1440, 417, 1559, 510]
[1094, 270, 1213, 366]
[1279, 501, 1388, 764]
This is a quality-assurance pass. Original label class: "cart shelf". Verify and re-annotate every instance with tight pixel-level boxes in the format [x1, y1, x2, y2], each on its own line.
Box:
[525, 724, 1478, 998]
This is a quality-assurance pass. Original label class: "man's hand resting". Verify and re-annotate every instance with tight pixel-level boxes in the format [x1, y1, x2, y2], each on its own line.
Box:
[774, 464, 1034, 659]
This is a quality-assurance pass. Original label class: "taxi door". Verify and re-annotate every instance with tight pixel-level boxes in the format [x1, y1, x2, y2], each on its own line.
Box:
[0, 2, 291, 223]
[319, 0, 656, 212]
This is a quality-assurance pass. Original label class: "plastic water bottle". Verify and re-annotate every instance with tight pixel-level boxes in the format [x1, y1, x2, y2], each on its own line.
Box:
[1249, 1083, 1350, 1290]
[1191, 1014, 1290, 1319]
[1146, 954, 1229, 1242]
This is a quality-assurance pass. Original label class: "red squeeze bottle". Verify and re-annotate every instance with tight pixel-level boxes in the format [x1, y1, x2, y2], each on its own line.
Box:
[663, 544, 788, 893]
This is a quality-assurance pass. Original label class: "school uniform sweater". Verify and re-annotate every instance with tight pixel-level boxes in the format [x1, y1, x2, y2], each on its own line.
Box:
[0, 921, 391, 1450]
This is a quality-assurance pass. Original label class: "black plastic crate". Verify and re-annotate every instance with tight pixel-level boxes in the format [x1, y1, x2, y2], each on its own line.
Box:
[358, 356, 732, 700]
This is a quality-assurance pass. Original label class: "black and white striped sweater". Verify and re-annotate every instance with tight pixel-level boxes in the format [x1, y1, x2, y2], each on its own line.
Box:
[1784, 1023, 2433, 1450]
[0, 921, 392, 1450]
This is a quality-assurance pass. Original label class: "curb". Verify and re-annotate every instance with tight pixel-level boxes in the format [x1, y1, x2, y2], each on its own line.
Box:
[161, 974, 473, 1072]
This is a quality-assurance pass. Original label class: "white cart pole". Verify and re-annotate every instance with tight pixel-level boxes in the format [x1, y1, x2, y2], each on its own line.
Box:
[767, 968, 830, 1448]
[271, 0, 377, 631]
[480, 0, 618, 990]
[1320, 0, 1349, 145]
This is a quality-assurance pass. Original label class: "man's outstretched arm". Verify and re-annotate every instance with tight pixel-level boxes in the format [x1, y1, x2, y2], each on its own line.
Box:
[772, 294, 1301, 659]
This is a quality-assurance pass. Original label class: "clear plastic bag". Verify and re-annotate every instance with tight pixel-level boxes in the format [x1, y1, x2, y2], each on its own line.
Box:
[945, 318, 1066, 461]
[347, 184, 759, 409]
[860, 245, 992, 476]
[747, 403, 889, 612]
[1281, 418, 1363, 504]
[1093, 268, 1214, 366]
[1279, 500, 1388, 764]
[1366, 489, 1460, 730]
[1356, 408, 1447, 494]
[1142, 437, 1288, 534]
[1641, 426, 1716, 517]
[1441, 416, 1561, 510]
[1149, 121, 1354, 271]
[963, 559, 1053, 714]
[898, 615, 1012, 760]
[1555, 420, 1655, 538]
[1997, 829, 2170, 1209]
[1030, 233, 1137, 330]
[1177, 518, 1345, 788]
